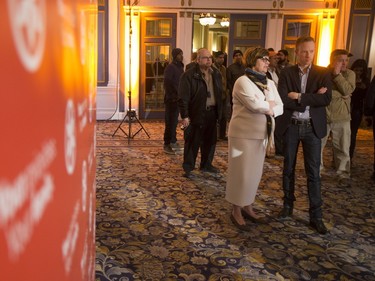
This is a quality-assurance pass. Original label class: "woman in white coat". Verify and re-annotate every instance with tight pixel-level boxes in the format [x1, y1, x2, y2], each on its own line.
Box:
[226, 47, 284, 228]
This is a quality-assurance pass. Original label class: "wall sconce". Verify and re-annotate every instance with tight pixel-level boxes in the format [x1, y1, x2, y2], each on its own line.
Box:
[325, 1, 337, 9]
[317, 10, 335, 66]
[220, 16, 230, 27]
[199, 13, 216, 26]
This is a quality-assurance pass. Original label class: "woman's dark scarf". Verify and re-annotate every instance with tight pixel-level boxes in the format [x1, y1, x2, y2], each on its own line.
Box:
[245, 68, 268, 91]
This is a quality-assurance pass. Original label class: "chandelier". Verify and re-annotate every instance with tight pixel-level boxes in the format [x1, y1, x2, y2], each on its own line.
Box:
[199, 13, 216, 26]
[220, 16, 230, 27]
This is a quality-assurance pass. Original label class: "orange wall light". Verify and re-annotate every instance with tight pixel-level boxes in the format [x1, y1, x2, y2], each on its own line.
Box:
[317, 12, 335, 67]
[124, 7, 140, 110]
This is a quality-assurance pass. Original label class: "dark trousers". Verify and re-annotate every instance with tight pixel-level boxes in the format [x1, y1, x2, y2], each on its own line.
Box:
[372, 112, 375, 171]
[274, 116, 283, 155]
[218, 97, 228, 138]
[183, 109, 217, 172]
[163, 101, 179, 145]
[282, 123, 323, 219]
[350, 110, 362, 159]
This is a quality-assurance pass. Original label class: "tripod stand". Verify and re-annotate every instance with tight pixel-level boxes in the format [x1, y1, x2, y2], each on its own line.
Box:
[112, 0, 149, 140]
[112, 105, 150, 139]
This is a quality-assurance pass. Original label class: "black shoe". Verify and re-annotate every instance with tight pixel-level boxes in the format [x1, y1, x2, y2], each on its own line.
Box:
[309, 219, 328, 235]
[200, 165, 220, 173]
[278, 206, 293, 218]
[163, 144, 176, 155]
[230, 213, 248, 230]
[183, 171, 191, 178]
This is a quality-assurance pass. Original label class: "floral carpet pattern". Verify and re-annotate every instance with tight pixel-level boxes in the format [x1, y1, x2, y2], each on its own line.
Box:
[96, 120, 375, 281]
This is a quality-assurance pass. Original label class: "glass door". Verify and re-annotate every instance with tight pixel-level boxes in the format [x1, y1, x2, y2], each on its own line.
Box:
[140, 13, 177, 119]
[228, 14, 267, 65]
[281, 15, 317, 64]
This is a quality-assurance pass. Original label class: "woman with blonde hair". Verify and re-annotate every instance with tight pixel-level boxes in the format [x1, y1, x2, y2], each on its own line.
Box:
[226, 47, 284, 228]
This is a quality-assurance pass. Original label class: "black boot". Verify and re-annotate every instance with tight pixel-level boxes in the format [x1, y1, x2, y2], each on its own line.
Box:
[278, 204, 293, 218]
[309, 219, 328, 234]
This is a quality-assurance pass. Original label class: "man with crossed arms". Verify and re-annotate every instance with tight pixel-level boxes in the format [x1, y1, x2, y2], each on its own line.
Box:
[277, 36, 332, 234]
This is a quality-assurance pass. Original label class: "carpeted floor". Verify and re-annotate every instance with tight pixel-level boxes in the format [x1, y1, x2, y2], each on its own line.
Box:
[95, 120, 375, 281]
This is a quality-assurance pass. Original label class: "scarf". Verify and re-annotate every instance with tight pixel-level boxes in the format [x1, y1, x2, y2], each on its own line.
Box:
[245, 68, 268, 90]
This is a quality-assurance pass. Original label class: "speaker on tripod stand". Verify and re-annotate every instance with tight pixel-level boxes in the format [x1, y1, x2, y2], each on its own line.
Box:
[112, 0, 150, 140]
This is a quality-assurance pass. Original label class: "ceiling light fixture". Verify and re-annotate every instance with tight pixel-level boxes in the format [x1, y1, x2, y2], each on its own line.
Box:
[220, 16, 230, 27]
[199, 13, 216, 26]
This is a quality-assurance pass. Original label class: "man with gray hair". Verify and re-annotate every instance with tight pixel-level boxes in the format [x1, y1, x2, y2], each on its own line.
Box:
[178, 48, 223, 178]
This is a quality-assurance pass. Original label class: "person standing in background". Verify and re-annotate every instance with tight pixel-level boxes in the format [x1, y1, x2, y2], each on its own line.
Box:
[277, 36, 332, 235]
[213, 51, 228, 141]
[364, 75, 375, 181]
[266, 49, 280, 85]
[350, 59, 370, 161]
[276, 49, 290, 74]
[227, 50, 246, 113]
[185, 52, 198, 71]
[321, 49, 355, 179]
[163, 48, 184, 154]
[226, 47, 283, 228]
[178, 48, 223, 178]
[267, 49, 283, 158]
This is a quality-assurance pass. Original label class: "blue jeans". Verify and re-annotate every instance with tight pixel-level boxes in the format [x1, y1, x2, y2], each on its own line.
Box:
[163, 101, 179, 145]
[282, 123, 323, 219]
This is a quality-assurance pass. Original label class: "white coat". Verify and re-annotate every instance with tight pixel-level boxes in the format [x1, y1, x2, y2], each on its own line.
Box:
[226, 75, 283, 207]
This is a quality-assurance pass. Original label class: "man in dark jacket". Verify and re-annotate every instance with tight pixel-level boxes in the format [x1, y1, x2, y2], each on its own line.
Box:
[178, 48, 223, 177]
[226, 50, 245, 113]
[277, 36, 332, 234]
[364, 75, 375, 181]
[276, 49, 291, 74]
[163, 48, 184, 154]
[213, 51, 228, 140]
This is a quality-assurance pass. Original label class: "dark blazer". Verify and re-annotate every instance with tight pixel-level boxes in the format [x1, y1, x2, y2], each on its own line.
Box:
[364, 75, 375, 117]
[277, 64, 332, 139]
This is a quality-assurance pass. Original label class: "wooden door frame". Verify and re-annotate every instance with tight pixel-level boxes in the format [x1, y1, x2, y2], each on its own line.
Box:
[227, 14, 267, 65]
[139, 12, 177, 119]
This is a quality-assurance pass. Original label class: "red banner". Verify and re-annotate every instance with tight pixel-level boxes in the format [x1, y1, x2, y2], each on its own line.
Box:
[0, 1, 97, 280]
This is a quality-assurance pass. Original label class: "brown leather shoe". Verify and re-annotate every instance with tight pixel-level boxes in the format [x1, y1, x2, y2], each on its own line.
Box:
[241, 210, 261, 223]
[230, 214, 248, 230]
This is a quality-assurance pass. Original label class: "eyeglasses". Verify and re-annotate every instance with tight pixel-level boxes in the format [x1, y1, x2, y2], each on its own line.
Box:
[259, 56, 270, 63]
[200, 56, 213, 60]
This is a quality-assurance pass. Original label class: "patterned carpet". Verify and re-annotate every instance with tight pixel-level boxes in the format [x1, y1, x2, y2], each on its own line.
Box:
[95, 120, 375, 281]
